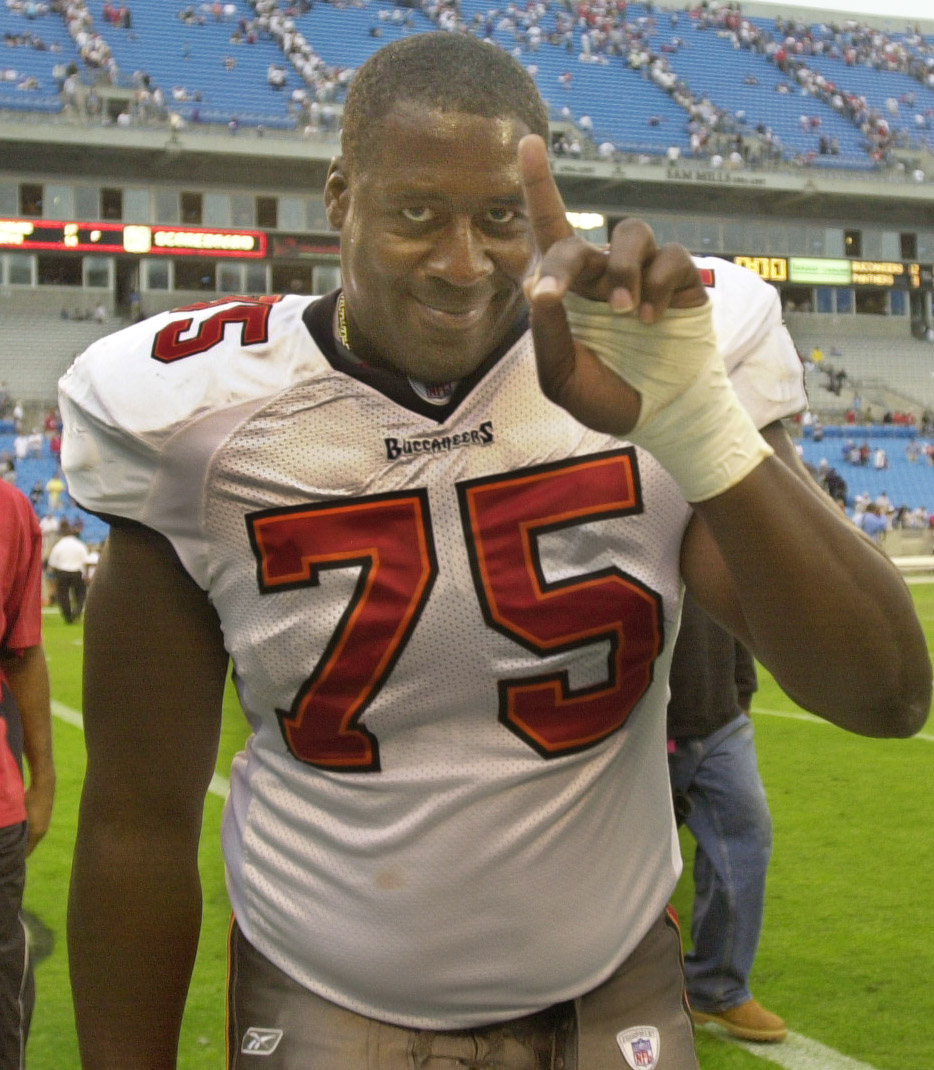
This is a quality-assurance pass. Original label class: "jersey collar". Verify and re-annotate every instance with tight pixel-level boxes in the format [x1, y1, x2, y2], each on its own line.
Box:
[303, 289, 528, 423]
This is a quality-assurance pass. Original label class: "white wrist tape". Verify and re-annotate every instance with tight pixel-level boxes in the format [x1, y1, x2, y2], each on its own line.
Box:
[564, 292, 773, 502]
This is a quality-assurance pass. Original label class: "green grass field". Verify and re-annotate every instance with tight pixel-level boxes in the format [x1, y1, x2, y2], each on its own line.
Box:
[22, 586, 934, 1069]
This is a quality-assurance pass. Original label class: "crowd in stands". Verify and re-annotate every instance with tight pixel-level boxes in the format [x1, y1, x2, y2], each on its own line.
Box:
[62, 0, 116, 76]
[768, 14, 934, 89]
[2, 2, 61, 90]
[0, 398, 104, 595]
[2, 0, 113, 92]
[246, 0, 353, 120]
[779, 54, 920, 165]
[435, 0, 934, 169]
[800, 440, 934, 541]
[60, 304, 107, 323]
[2, 0, 933, 163]
[677, 4, 934, 168]
[2, 405, 71, 516]
[842, 460, 934, 535]
[784, 337, 934, 535]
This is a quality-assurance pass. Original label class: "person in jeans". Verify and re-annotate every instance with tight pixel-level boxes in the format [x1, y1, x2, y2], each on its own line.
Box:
[668, 589, 785, 1042]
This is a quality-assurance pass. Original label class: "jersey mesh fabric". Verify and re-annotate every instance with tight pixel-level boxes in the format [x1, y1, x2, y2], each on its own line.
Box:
[205, 333, 688, 1027]
[57, 262, 806, 1028]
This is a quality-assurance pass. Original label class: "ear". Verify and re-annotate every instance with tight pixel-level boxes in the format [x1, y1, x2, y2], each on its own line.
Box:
[324, 158, 351, 229]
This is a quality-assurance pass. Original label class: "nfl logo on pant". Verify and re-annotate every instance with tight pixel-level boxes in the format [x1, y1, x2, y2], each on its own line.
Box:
[616, 1026, 660, 1069]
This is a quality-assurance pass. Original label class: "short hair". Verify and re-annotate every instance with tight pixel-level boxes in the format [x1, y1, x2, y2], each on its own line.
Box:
[341, 32, 550, 173]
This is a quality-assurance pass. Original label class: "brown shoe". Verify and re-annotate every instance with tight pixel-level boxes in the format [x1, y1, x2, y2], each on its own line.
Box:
[691, 999, 788, 1042]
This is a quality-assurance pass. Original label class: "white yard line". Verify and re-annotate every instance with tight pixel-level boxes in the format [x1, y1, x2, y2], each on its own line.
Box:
[49, 700, 901, 1070]
[703, 1027, 883, 1070]
[752, 705, 934, 743]
[50, 700, 84, 729]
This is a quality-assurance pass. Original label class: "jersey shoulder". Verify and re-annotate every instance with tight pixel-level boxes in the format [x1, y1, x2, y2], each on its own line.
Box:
[58, 294, 328, 527]
[694, 255, 807, 426]
[694, 254, 782, 362]
[59, 293, 324, 442]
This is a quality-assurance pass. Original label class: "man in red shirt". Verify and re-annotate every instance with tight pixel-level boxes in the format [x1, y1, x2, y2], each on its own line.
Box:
[0, 481, 54, 1068]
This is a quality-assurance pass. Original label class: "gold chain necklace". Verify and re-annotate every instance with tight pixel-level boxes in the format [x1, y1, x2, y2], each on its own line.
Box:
[337, 292, 351, 350]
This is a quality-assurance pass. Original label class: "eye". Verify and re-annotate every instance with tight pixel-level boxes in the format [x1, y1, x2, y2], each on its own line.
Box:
[485, 206, 517, 225]
[401, 206, 435, 223]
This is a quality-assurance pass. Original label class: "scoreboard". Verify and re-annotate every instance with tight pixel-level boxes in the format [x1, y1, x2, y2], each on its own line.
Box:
[729, 254, 934, 290]
[0, 218, 266, 258]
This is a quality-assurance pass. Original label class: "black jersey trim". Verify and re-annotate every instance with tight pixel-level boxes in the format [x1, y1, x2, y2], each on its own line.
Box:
[302, 289, 529, 424]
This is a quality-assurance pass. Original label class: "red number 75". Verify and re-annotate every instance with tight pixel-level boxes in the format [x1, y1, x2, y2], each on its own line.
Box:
[246, 449, 663, 771]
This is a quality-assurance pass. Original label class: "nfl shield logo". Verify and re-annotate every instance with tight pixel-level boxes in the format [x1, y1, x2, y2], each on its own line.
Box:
[616, 1026, 660, 1070]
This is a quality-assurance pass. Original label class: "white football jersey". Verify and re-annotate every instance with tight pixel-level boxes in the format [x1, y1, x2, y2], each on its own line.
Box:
[59, 263, 804, 1029]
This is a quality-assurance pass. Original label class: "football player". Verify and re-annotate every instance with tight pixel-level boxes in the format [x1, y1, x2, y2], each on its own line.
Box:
[61, 32, 930, 1070]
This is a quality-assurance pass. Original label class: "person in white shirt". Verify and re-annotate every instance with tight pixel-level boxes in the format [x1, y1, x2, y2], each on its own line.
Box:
[46, 523, 91, 623]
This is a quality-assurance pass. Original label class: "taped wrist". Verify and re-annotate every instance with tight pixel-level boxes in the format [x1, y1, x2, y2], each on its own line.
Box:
[563, 293, 773, 502]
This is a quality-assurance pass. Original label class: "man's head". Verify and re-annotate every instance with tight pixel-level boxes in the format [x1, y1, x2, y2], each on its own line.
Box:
[325, 33, 550, 383]
[340, 33, 549, 179]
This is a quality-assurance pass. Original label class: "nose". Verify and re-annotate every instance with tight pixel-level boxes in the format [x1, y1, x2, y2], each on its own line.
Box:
[425, 217, 494, 287]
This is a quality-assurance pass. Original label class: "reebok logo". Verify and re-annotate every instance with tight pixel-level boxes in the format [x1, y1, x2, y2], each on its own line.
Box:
[240, 1027, 284, 1056]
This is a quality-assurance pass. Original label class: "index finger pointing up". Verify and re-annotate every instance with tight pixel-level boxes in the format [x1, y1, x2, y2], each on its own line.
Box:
[518, 134, 574, 256]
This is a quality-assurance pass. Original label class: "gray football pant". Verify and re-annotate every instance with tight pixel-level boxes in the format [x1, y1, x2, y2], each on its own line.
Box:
[226, 908, 697, 1069]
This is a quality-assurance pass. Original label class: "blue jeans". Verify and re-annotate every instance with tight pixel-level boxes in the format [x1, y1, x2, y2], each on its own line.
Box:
[667, 712, 772, 1013]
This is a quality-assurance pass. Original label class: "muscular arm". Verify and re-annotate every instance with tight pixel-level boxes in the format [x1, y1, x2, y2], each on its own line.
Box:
[0, 644, 54, 854]
[68, 522, 229, 1069]
[682, 422, 932, 737]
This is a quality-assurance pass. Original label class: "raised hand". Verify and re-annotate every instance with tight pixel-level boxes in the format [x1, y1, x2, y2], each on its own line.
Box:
[517, 133, 707, 436]
[518, 134, 705, 318]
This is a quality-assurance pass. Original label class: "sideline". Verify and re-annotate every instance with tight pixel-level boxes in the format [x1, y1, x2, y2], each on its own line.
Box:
[49, 699, 893, 1070]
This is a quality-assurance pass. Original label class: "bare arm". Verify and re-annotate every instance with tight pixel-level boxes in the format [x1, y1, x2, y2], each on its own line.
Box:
[68, 522, 229, 1069]
[0, 644, 54, 854]
[682, 423, 931, 736]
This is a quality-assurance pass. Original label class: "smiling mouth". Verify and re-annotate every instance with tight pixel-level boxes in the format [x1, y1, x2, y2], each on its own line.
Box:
[414, 297, 490, 330]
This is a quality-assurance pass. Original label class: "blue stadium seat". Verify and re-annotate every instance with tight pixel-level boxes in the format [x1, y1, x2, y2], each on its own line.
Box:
[1, 0, 931, 164]
[0, 432, 108, 544]
[799, 428, 934, 514]
[0, 0, 79, 106]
